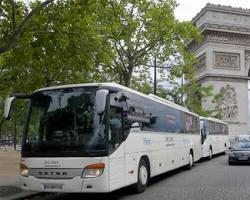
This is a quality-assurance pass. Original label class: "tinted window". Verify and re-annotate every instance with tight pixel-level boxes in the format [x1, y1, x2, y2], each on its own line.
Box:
[206, 120, 227, 135]
[115, 91, 198, 134]
[142, 103, 186, 133]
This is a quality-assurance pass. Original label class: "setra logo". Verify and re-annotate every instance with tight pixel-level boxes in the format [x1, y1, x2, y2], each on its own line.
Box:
[38, 170, 68, 177]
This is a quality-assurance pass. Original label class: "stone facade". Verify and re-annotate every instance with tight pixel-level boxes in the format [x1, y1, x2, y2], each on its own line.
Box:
[189, 4, 250, 136]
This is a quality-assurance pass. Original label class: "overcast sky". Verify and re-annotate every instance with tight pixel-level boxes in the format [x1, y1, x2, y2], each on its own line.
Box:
[174, 0, 250, 21]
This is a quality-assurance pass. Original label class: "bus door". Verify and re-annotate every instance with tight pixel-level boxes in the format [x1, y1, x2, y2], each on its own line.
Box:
[201, 120, 209, 157]
[108, 105, 125, 191]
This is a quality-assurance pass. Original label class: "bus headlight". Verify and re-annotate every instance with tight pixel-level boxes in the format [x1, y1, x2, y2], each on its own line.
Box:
[20, 163, 29, 177]
[82, 163, 105, 178]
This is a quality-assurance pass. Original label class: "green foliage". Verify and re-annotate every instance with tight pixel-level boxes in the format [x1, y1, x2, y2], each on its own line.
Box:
[153, 27, 216, 117]
[0, 0, 202, 94]
[183, 82, 214, 116]
[0, 0, 113, 95]
[157, 84, 182, 104]
[0, 99, 28, 146]
[131, 79, 153, 95]
[97, 0, 201, 86]
[0, 0, 27, 49]
[0, 0, 114, 144]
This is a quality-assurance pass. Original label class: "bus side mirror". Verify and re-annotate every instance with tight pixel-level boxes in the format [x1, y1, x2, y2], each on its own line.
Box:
[96, 89, 109, 115]
[4, 93, 30, 119]
[4, 96, 15, 119]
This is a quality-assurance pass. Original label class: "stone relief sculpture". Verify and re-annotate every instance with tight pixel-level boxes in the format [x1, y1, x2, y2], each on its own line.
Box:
[216, 84, 238, 120]
[214, 52, 239, 69]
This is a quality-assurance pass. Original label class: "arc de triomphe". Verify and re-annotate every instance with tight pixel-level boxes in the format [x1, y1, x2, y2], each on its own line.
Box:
[188, 4, 250, 136]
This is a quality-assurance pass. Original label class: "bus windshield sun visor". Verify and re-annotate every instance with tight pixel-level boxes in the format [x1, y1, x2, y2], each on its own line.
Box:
[10, 93, 31, 99]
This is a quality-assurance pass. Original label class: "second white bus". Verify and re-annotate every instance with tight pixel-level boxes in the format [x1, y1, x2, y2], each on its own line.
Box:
[200, 117, 229, 159]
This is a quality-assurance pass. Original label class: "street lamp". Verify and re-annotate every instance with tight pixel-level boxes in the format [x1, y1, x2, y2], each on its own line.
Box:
[154, 56, 157, 95]
[144, 56, 172, 95]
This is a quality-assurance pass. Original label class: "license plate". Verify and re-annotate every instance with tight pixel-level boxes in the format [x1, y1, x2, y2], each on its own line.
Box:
[43, 183, 63, 191]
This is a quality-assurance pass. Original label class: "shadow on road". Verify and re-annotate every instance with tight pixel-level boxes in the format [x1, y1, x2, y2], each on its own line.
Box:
[45, 187, 137, 200]
[50, 164, 199, 199]
[0, 186, 22, 197]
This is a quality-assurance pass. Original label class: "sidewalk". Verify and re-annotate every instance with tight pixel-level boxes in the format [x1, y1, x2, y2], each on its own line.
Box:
[0, 149, 35, 200]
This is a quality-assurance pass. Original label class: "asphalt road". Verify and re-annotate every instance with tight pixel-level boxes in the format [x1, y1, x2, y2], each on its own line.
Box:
[23, 154, 250, 200]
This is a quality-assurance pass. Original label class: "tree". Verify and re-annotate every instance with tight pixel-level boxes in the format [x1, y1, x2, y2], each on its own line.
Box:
[0, 0, 113, 94]
[0, 0, 114, 146]
[154, 43, 216, 116]
[97, 0, 214, 116]
[0, 0, 55, 55]
[98, 0, 201, 86]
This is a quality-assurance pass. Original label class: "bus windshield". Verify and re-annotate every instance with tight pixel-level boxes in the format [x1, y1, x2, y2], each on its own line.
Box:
[22, 87, 108, 157]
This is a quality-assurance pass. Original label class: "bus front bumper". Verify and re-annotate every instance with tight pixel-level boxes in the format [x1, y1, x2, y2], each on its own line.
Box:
[20, 175, 109, 193]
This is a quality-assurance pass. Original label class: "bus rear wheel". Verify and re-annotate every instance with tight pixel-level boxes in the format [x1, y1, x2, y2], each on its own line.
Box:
[133, 158, 149, 193]
[208, 148, 213, 160]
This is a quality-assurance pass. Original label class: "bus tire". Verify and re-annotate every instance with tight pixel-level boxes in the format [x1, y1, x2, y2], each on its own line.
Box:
[186, 152, 194, 170]
[133, 158, 149, 193]
[208, 147, 213, 160]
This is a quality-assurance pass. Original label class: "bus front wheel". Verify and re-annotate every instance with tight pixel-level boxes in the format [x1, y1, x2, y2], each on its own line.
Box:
[186, 153, 194, 170]
[133, 158, 149, 193]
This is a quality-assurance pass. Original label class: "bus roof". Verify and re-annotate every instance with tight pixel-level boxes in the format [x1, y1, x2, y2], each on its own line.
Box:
[35, 82, 198, 117]
[200, 116, 228, 125]
[148, 93, 190, 113]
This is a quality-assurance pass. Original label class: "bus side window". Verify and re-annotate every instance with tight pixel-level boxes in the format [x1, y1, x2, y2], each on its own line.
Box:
[109, 106, 123, 153]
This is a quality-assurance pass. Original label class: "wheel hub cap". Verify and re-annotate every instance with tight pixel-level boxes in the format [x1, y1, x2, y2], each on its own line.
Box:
[139, 166, 147, 185]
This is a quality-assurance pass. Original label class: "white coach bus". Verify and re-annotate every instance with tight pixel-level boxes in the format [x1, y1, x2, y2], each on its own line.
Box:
[4, 83, 202, 193]
[200, 117, 229, 159]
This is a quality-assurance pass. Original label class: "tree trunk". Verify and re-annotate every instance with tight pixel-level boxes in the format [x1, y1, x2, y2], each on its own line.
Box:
[13, 105, 16, 150]
[122, 64, 134, 87]
[123, 74, 131, 87]
[0, 118, 5, 149]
